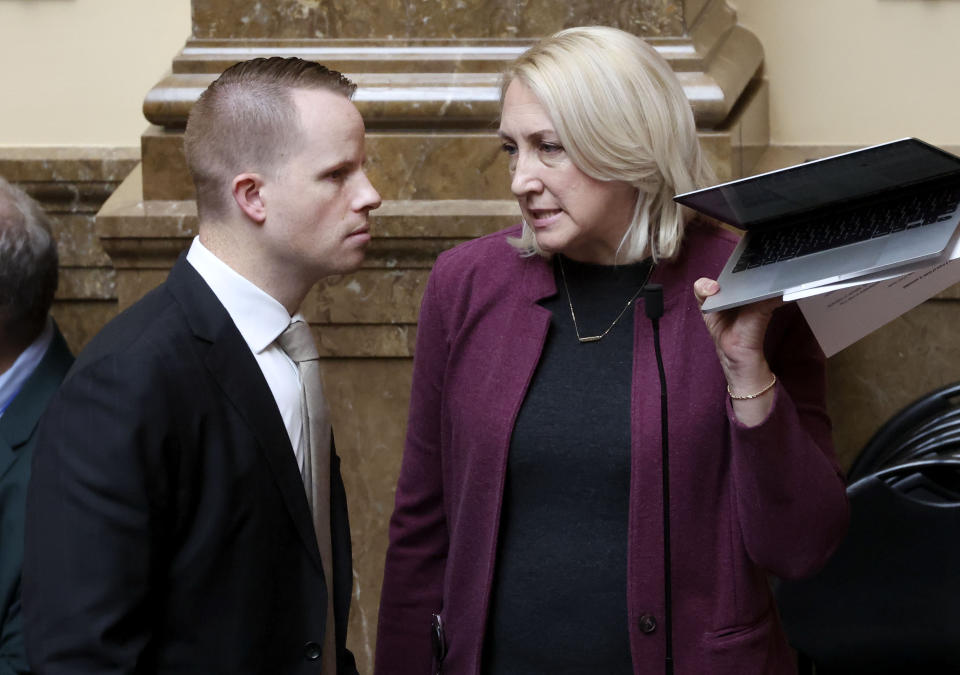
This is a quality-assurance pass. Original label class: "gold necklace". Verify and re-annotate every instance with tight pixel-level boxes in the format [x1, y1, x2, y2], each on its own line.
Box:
[557, 255, 656, 344]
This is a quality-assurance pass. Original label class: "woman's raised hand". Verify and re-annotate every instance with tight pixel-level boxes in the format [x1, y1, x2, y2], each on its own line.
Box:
[694, 278, 781, 426]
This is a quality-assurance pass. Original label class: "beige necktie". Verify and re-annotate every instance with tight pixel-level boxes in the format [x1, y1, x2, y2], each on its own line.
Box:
[278, 320, 337, 675]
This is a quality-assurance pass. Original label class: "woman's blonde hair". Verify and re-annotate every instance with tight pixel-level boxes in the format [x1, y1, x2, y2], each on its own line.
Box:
[502, 26, 714, 262]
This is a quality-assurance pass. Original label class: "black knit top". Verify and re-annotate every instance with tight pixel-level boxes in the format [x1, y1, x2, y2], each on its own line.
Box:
[481, 254, 653, 674]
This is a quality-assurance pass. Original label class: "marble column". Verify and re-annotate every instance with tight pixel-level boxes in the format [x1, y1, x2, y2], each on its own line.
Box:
[0, 148, 139, 352]
[96, 2, 768, 669]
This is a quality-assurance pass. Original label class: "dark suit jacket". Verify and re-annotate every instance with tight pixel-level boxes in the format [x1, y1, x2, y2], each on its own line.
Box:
[0, 324, 73, 675]
[23, 256, 357, 675]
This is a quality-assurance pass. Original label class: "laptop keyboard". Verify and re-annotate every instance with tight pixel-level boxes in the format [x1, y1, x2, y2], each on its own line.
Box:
[732, 185, 960, 272]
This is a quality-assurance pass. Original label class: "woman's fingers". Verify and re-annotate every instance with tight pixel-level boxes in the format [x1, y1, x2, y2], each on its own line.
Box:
[693, 277, 721, 307]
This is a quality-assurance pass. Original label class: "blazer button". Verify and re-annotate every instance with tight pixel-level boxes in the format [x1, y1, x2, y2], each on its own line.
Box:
[304, 641, 322, 661]
[638, 614, 658, 634]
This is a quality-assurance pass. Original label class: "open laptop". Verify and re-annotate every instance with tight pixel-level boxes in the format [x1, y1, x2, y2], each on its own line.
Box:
[674, 138, 960, 312]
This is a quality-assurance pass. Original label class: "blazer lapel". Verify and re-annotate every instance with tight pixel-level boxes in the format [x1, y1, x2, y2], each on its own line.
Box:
[165, 256, 324, 573]
[480, 256, 557, 466]
[504, 256, 557, 406]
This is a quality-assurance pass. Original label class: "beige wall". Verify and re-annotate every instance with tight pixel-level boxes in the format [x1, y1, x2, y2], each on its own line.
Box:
[0, 0, 190, 147]
[1, 1, 959, 147]
[730, 0, 960, 146]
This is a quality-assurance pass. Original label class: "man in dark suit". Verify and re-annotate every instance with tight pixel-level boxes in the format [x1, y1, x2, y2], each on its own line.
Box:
[23, 58, 380, 674]
[0, 176, 73, 675]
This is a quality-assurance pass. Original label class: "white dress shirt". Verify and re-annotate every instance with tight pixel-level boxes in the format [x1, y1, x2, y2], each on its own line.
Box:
[186, 237, 307, 475]
[0, 316, 54, 419]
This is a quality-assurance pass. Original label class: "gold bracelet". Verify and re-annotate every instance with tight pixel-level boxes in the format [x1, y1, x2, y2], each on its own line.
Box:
[727, 374, 777, 400]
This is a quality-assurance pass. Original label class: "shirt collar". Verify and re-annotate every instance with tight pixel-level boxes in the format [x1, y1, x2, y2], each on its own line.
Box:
[0, 316, 54, 418]
[186, 236, 300, 353]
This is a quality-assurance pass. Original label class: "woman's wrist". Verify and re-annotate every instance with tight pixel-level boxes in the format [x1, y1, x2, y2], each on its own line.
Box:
[723, 360, 776, 426]
[727, 374, 777, 400]
[720, 356, 774, 393]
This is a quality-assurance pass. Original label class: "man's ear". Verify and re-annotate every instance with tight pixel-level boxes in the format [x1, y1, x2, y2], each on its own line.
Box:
[231, 173, 267, 224]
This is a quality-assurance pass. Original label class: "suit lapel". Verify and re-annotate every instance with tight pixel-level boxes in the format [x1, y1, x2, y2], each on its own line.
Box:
[0, 325, 74, 476]
[165, 256, 324, 573]
[0, 424, 12, 480]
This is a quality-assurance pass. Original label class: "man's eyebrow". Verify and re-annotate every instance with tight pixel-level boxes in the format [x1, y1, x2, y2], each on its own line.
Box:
[319, 153, 363, 170]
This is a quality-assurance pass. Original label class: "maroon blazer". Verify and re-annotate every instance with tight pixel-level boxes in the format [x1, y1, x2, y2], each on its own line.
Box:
[375, 222, 849, 675]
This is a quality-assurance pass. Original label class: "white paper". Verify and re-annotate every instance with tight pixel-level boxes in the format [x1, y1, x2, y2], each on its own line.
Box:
[798, 237, 960, 356]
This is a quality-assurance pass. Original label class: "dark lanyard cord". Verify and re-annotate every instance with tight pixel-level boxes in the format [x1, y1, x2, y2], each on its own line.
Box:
[643, 284, 673, 675]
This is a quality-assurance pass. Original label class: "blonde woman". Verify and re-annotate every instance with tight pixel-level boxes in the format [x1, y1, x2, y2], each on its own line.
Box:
[376, 26, 848, 675]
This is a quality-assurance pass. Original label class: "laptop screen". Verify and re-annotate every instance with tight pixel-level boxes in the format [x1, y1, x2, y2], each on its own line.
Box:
[674, 138, 960, 229]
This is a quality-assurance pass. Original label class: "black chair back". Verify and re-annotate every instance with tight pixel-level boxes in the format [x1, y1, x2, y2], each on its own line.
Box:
[777, 383, 960, 674]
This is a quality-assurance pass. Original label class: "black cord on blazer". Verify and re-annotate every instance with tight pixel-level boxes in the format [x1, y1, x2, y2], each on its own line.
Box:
[643, 283, 673, 675]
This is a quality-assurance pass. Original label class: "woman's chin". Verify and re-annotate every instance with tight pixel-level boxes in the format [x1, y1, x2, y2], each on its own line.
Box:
[532, 231, 570, 257]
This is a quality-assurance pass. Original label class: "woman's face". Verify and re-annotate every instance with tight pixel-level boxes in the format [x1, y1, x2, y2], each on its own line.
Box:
[498, 79, 638, 264]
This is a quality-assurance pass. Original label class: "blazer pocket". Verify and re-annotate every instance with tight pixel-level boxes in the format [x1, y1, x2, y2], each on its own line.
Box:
[703, 609, 775, 652]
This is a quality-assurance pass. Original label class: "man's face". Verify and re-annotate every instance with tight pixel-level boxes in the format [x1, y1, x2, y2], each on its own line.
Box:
[259, 88, 381, 283]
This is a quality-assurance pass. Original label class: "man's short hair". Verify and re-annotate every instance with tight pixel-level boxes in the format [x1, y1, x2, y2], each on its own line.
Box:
[184, 57, 357, 222]
[0, 177, 58, 342]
